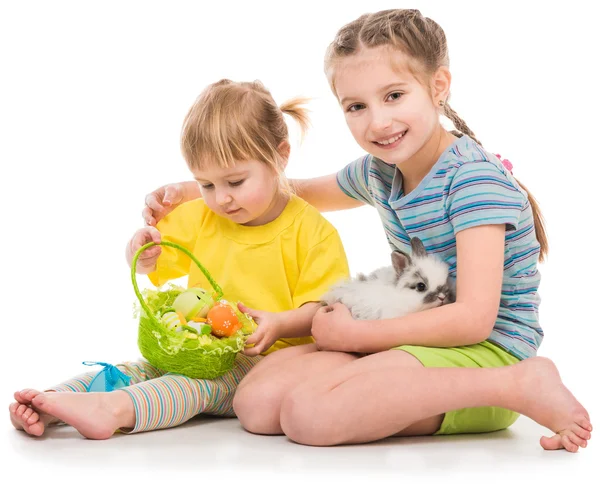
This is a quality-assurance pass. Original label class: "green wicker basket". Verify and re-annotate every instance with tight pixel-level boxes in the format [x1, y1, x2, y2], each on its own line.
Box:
[132, 241, 255, 379]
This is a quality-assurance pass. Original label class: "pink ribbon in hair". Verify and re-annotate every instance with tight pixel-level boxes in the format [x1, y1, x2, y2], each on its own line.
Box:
[495, 154, 513, 174]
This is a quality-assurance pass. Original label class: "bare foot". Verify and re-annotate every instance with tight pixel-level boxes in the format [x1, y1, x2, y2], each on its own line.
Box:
[31, 390, 135, 440]
[515, 357, 592, 453]
[9, 389, 58, 436]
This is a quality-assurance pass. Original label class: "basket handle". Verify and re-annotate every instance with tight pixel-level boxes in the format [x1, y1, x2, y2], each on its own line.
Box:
[131, 241, 223, 322]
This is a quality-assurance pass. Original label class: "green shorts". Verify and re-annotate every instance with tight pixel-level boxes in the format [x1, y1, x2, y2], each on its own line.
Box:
[396, 341, 520, 435]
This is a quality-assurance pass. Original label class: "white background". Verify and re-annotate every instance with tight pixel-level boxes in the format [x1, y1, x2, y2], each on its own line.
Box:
[1, 0, 598, 491]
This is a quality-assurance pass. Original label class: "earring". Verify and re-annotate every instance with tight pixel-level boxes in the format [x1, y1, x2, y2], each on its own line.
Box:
[438, 100, 445, 107]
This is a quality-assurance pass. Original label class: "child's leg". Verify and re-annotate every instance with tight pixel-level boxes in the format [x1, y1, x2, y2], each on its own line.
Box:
[236, 344, 319, 394]
[233, 347, 436, 435]
[46, 360, 165, 393]
[279, 353, 592, 452]
[26, 354, 262, 439]
[9, 360, 164, 436]
[120, 353, 262, 433]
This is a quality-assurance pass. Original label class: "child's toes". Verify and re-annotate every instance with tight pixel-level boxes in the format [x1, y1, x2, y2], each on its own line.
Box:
[9, 403, 25, 431]
[26, 410, 40, 425]
[15, 389, 37, 403]
[9, 402, 45, 436]
[22, 407, 35, 422]
[23, 389, 40, 402]
[540, 433, 563, 450]
[572, 424, 592, 441]
[578, 416, 593, 432]
[16, 404, 29, 418]
[566, 431, 587, 448]
[25, 421, 44, 436]
[561, 435, 579, 453]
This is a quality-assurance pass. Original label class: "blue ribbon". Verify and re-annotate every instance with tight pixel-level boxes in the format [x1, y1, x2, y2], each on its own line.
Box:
[82, 361, 132, 392]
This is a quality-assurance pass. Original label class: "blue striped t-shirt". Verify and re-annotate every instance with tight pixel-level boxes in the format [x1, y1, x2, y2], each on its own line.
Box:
[337, 135, 542, 360]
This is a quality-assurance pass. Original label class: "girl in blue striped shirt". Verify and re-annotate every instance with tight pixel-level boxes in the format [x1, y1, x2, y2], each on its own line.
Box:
[141, 9, 591, 452]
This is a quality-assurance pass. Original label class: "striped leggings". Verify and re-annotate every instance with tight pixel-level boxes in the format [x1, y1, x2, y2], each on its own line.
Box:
[47, 354, 262, 433]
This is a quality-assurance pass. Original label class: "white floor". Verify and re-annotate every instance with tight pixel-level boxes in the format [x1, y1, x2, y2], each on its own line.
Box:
[5, 413, 597, 493]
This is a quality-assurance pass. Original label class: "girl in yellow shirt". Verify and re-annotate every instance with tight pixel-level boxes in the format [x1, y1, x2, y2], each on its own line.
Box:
[9, 79, 349, 439]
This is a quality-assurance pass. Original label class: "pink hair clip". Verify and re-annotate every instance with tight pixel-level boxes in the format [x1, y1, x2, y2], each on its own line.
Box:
[495, 154, 513, 174]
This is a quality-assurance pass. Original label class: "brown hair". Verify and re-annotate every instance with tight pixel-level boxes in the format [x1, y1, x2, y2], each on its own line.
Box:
[324, 9, 548, 261]
[181, 79, 310, 192]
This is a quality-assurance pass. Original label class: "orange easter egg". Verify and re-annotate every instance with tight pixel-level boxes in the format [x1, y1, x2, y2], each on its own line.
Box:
[206, 302, 242, 337]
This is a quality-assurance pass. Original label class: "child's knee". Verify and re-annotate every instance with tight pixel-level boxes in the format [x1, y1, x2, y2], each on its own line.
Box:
[233, 380, 284, 434]
[280, 386, 342, 446]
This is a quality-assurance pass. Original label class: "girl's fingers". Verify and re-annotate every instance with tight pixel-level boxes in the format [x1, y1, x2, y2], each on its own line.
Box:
[243, 341, 261, 356]
[140, 246, 161, 259]
[135, 227, 160, 250]
[245, 330, 263, 346]
[137, 258, 157, 269]
[142, 207, 155, 226]
[145, 194, 165, 214]
[244, 339, 267, 357]
[238, 303, 261, 319]
[135, 238, 152, 253]
[252, 342, 266, 355]
[149, 228, 161, 244]
[163, 185, 183, 206]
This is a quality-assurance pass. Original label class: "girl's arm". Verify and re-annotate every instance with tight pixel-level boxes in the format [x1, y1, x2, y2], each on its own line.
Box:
[312, 224, 506, 353]
[125, 226, 162, 274]
[276, 302, 322, 338]
[240, 302, 321, 356]
[291, 174, 364, 212]
[143, 174, 364, 225]
[143, 181, 201, 226]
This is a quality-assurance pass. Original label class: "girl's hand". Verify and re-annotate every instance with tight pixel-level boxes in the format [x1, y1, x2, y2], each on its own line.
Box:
[311, 303, 362, 352]
[238, 303, 284, 357]
[126, 226, 162, 273]
[142, 182, 187, 226]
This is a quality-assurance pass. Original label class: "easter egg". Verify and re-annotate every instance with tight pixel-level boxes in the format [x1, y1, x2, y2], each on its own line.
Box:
[172, 287, 213, 320]
[161, 311, 186, 331]
[184, 321, 212, 335]
[206, 300, 242, 337]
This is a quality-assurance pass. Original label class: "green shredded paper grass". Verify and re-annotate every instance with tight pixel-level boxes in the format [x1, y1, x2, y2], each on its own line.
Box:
[134, 283, 255, 379]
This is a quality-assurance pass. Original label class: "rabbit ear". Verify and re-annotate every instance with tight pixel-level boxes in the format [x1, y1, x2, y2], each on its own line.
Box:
[410, 237, 427, 257]
[391, 251, 411, 275]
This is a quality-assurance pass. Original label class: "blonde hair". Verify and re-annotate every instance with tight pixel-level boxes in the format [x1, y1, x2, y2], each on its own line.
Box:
[181, 79, 310, 192]
[324, 9, 548, 261]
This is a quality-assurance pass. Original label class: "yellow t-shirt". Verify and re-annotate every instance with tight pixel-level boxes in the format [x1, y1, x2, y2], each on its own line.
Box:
[148, 195, 350, 355]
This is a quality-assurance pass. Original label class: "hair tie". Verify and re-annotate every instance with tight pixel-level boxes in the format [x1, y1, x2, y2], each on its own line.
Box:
[495, 154, 513, 174]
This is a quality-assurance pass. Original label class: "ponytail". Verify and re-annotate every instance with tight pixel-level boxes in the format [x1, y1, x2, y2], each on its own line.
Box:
[280, 97, 311, 141]
[443, 103, 549, 262]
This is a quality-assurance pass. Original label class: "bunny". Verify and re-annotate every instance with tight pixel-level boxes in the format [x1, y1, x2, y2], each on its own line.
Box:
[321, 237, 455, 320]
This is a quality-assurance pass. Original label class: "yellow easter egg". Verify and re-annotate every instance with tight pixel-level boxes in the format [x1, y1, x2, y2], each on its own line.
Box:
[161, 311, 186, 331]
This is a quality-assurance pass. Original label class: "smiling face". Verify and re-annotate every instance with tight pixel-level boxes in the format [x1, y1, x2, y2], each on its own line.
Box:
[333, 47, 446, 166]
[193, 160, 284, 226]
